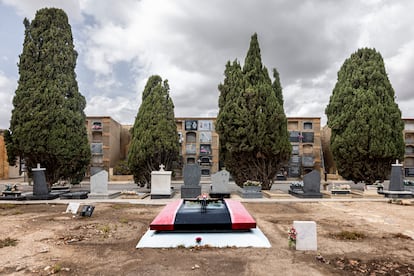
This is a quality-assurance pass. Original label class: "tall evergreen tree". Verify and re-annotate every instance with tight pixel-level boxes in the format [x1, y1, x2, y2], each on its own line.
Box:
[5, 8, 90, 185]
[325, 48, 404, 184]
[216, 33, 291, 190]
[128, 75, 179, 187]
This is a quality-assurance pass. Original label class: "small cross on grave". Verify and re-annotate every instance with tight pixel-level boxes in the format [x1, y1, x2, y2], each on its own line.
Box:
[393, 159, 402, 167]
[159, 164, 165, 171]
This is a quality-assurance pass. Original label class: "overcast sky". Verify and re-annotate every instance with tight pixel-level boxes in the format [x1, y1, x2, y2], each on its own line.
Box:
[1, 0, 414, 129]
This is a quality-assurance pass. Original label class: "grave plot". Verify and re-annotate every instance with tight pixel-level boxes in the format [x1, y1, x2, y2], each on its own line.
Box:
[136, 198, 271, 248]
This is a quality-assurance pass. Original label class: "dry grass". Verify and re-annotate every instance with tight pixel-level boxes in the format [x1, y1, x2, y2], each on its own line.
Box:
[0, 237, 18, 248]
[330, 230, 366, 240]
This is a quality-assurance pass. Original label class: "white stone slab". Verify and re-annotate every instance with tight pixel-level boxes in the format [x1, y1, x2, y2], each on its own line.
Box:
[88, 191, 121, 199]
[66, 202, 80, 214]
[151, 171, 172, 195]
[293, 221, 317, 251]
[136, 228, 271, 248]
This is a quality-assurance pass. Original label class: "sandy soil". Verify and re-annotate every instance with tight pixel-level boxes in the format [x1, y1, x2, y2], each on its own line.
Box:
[0, 201, 413, 275]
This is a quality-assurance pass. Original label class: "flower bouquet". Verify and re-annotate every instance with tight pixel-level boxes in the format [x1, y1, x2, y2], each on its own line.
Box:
[288, 226, 297, 248]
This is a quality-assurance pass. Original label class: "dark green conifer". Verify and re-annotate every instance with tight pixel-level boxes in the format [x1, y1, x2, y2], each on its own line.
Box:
[216, 33, 291, 190]
[128, 75, 179, 187]
[325, 48, 405, 184]
[6, 8, 90, 185]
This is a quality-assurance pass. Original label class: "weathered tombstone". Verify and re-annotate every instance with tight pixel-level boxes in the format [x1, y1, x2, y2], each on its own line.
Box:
[89, 170, 120, 199]
[210, 169, 231, 198]
[181, 164, 201, 198]
[151, 164, 174, 199]
[32, 163, 49, 196]
[293, 221, 317, 251]
[289, 170, 323, 198]
[382, 160, 413, 198]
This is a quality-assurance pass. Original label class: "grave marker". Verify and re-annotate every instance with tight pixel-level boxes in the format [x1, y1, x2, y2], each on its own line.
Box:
[382, 160, 413, 198]
[151, 164, 174, 199]
[66, 202, 80, 214]
[210, 169, 231, 198]
[289, 170, 323, 198]
[181, 164, 201, 198]
[89, 170, 120, 199]
[293, 221, 317, 251]
[32, 163, 49, 196]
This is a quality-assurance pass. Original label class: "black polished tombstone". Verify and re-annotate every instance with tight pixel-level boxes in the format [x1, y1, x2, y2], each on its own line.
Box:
[181, 164, 202, 198]
[173, 199, 232, 230]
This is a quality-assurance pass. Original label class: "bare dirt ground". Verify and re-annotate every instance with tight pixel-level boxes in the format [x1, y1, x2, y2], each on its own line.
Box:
[0, 201, 413, 275]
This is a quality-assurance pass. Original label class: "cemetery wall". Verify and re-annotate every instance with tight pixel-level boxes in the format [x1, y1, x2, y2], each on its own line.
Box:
[0, 130, 9, 179]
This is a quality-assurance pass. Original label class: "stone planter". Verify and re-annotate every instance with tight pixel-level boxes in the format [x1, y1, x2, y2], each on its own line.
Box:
[243, 185, 262, 193]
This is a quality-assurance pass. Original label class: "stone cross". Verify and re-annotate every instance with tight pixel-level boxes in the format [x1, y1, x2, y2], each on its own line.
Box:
[159, 164, 165, 171]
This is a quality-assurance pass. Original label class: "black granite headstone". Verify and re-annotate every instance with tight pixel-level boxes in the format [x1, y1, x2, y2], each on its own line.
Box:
[382, 161, 413, 198]
[389, 163, 404, 191]
[181, 164, 201, 198]
[303, 170, 321, 194]
[32, 164, 49, 196]
[25, 164, 60, 200]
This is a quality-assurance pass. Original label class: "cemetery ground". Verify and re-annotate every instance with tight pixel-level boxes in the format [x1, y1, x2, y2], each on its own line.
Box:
[0, 199, 413, 275]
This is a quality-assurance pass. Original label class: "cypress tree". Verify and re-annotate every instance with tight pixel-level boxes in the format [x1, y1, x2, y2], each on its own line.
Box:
[128, 75, 179, 187]
[216, 33, 291, 190]
[325, 48, 405, 184]
[6, 8, 90, 185]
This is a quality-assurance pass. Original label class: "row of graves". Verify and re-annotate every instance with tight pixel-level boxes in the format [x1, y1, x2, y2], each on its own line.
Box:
[0, 164, 118, 201]
[288, 160, 414, 200]
[2, 161, 413, 201]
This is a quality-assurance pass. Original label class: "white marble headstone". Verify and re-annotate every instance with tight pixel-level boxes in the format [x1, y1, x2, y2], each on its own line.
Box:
[293, 221, 317, 251]
[151, 166, 172, 196]
[90, 170, 108, 194]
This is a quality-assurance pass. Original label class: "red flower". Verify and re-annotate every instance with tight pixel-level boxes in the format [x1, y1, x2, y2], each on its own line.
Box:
[195, 237, 202, 244]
